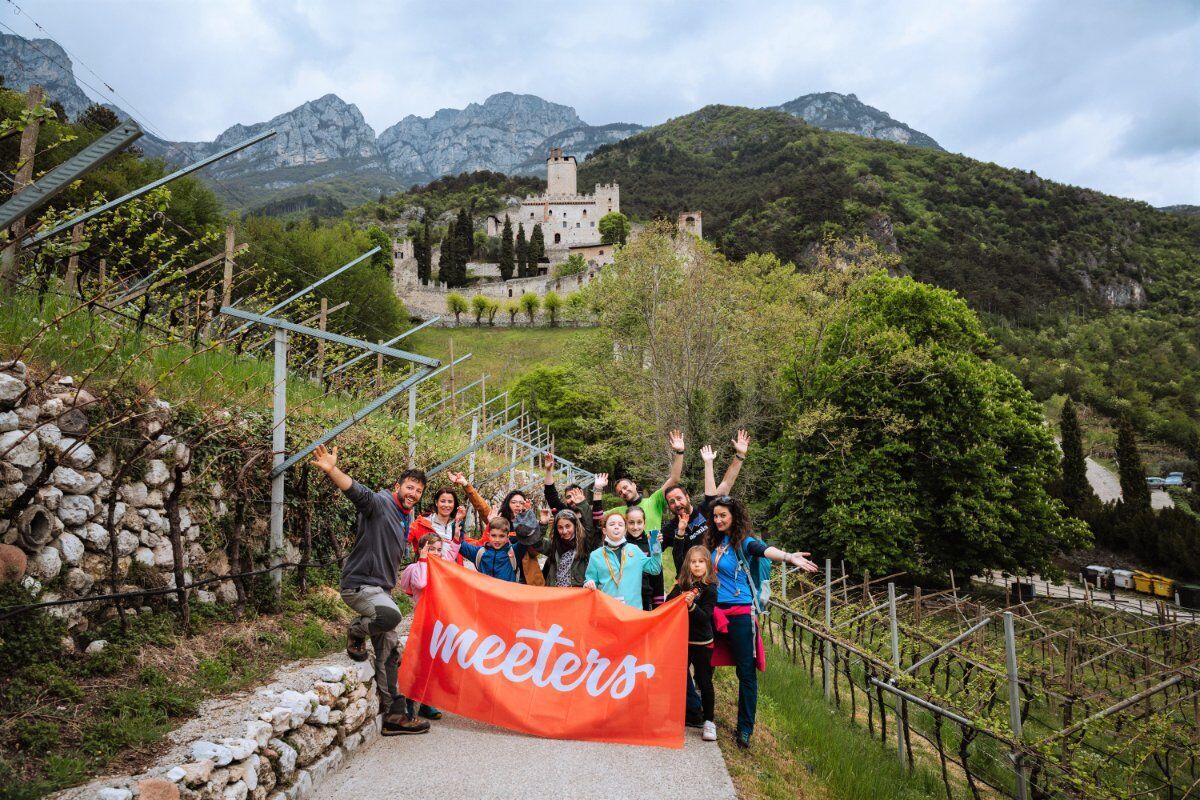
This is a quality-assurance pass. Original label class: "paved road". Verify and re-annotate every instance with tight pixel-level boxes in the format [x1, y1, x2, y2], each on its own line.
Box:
[1086, 456, 1174, 509]
[313, 712, 737, 800]
[974, 572, 1199, 622]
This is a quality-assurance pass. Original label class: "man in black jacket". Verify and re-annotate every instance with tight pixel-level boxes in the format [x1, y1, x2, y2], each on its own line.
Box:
[542, 451, 601, 552]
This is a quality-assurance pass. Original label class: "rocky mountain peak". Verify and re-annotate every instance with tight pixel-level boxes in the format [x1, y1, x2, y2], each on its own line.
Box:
[769, 91, 943, 150]
[0, 32, 107, 120]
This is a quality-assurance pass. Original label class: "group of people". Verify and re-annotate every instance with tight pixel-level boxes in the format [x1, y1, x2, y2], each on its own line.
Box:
[310, 429, 818, 750]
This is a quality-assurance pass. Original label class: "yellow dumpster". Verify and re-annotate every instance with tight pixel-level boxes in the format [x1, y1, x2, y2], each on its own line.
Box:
[1132, 571, 1154, 594]
[1151, 575, 1175, 598]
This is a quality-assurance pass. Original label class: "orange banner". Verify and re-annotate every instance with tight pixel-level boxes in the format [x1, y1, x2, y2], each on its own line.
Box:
[397, 555, 689, 748]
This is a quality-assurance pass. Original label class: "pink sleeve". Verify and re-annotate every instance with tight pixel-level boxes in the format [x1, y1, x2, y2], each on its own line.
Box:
[400, 562, 428, 596]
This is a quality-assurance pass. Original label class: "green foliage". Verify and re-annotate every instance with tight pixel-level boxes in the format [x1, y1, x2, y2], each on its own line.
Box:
[519, 291, 540, 323]
[510, 366, 613, 461]
[471, 293, 490, 325]
[347, 170, 544, 224]
[365, 225, 391, 271]
[76, 103, 120, 132]
[0, 584, 67, 675]
[505, 299, 520, 325]
[485, 297, 499, 326]
[542, 291, 561, 326]
[516, 223, 529, 279]
[446, 291, 468, 323]
[499, 215, 515, 280]
[598, 211, 630, 245]
[554, 253, 587, 277]
[1116, 416, 1151, 514]
[528, 223, 546, 267]
[1059, 397, 1095, 513]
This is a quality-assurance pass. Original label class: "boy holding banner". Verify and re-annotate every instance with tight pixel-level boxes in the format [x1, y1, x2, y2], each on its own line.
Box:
[311, 443, 431, 737]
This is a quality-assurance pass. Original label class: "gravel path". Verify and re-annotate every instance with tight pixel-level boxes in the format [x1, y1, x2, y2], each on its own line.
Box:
[1086, 457, 1174, 509]
[312, 712, 737, 800]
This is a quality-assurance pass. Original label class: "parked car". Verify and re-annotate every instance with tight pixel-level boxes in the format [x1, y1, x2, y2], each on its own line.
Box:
[1164, 472, 1186, 487]
[1147, 476, 1167, 487]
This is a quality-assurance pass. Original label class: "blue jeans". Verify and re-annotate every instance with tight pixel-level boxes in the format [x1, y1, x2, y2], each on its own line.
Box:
[722, 613, 758, 737]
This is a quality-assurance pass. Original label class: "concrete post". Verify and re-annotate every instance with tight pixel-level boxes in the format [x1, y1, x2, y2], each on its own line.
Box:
[270, 329, 288, 597]
[1004, 612, 1028, 800]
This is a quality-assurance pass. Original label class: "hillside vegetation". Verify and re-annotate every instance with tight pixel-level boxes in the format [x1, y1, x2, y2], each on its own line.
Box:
[579, 105, 1200, 454]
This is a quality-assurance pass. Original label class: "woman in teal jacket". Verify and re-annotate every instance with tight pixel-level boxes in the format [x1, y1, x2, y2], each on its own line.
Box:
[584, 510, 663, 609]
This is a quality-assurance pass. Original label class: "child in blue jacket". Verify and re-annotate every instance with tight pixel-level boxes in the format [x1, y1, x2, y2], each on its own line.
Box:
[458, 516, 539, 582]
[584, 511, 662, 608]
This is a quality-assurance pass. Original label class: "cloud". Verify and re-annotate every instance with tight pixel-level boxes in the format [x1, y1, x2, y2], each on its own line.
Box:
[4, 0, 1196, 203]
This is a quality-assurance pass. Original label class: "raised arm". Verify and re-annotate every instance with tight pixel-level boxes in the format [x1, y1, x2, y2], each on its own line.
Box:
[312, 445, 353, 492]
[714, 430, 750, 495]
[659, 429, 685, 494]
[449, 470, 492, 519]
[543, 452, 564, 512]
[701, 445, 718, 496]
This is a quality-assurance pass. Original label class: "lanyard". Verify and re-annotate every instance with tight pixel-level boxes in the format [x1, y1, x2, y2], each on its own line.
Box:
[713, 541, 744, 598]
[603, 546, 632, 587]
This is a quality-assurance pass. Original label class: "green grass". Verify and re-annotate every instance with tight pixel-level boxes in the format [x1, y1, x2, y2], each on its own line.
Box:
[403, 326, 593, 389]
[717, 644, 947, 800]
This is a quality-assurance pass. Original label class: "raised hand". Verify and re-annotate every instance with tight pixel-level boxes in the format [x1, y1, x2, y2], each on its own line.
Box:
[454, 505, 467, 523]
[447, 470, 468, 487]
[311, 444, 338, 473]
[539, 506, 553, 525]
[700, 444, 716, 462]
[668, 429, 685, 454]
[543, 450, 555, 470]
[594, 473, 609, 492]
[732, 429, 750, 458]
[789, 551, 819, 572]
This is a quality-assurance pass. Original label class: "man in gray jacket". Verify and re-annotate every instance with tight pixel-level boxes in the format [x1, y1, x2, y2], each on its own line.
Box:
[311, 443, 429, 736]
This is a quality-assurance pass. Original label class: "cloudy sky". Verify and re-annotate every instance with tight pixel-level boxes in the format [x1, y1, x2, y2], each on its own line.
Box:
[4, 0, 1198, 205]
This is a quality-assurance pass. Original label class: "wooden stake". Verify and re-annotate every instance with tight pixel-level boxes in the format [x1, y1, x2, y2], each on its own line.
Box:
[64, 222, 84, 297]
[376, 339, 384, 391]
[449, 337, 457, 413]
[222, 224, 236, 307]
[1, 84, 45, 285]
[316, 297, 328, 381]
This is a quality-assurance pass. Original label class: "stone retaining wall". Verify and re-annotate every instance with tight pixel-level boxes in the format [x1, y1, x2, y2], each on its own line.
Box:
[50, 656, 379, 800]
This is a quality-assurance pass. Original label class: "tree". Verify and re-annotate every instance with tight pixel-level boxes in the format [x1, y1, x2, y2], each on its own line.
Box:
[555, 253, 587, 277]
[485, 297, 499, 326]
[1059, 397, 1095, 513]
[511, 366, 613, 461]
[438, 234, 458, 285]
[446, 292, 468, 324]
[543, 291, 561, 326]
[77, 103, 120, 131]
[529, 223, 545, 269]
[598, 211, 630, 245]
[366, 225, 391, 272]
[564, 290, 590, 325]
[499, 215, 514, 281]
[471, 294, 489, 325]
[416, 222, 433, 283]
[505, 299, 521, 326]
[519, 292, 540, 324]
[1116, 416, 1152, 515]
[516, 224, 528, 279]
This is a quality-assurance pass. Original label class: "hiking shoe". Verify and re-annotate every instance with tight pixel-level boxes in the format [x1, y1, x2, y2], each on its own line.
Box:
[685, 710, 705, 728]
[381, 714, 430, 736]
[702, 721, 717, 741]
[418, 705, 443, 720]
[736, 731, 751, 749]
[346, 629, 368, 662]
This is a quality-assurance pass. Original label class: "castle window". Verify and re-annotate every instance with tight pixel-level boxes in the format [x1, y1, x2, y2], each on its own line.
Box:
[582, 209, 587, 216]
[554, 233, 561, 244]
[599, 250, 605, 255]
[590, 221, 595, 227]
[562, 221, 567, 228]
[508, 289, 513, 297]
[576, 223, 580, 228]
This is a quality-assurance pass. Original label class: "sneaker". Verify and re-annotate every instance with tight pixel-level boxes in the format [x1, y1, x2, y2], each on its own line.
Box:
[381, 713, 431, 736]
[346, 628, 368, 662]
[685, 709, 705, 728]
[702, 721, 717, 741]
[736, 731, 751, 749]
[418, 705, 443, 720]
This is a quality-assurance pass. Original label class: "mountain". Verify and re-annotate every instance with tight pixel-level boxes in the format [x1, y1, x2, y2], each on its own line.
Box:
[767, 92, 942, 150]
[1161, 204, 1200, 218]
[0, 33, 108, 119]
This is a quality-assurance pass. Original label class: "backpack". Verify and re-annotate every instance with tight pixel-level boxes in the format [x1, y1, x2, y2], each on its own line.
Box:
[475, 545, 517, 578]
[733, 539, 773, 614]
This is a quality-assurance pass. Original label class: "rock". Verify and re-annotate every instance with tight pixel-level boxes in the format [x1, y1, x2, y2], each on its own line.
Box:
[283, 724, 335, 768]
[36, 484, 63, 511]
[35, 421, 62, 446]
[79, 522, 110, 550]
[145, 460, 170, 487]
[98, 788, 132, 800]
[14, 405, 38, 428]
[0, 371, 25, 405]
[20, 575, 40, 595]
[280, 770, 311, 800]
[116, 530, 139, 556]
[153, 539, 174, 568]
[145, 508, 165, 533]
[242, 755, 261, 792]
[195, 589, 216, 604]
[0, 411, 17, 432]
[29, 546, 62, 580]
[221, 737, 258, 761]
[57, 408, 89, 436]
[0, 481, 24, 505]
[96, 450, 115, 477]
[312, 681, 345, 706]
[166, 766, 187, 783]
[308, 704, 330, 725]
[54, 531, 84, 565]
[77, 470, 103, 493]
[140, 529, 161, 547]
[64, 566, 93, 593]
[180, 760, 214, 787]
[122, 507, 145, 533]
[134, 546, 155, 568]
[137, 777, 181, 800]
[246, 720, 273, 750]
[268, 738, 297, 782]
[224, 780, 248, 800]
[85, 639, 108, 654]
[50, 465, 86, 493]
[192, 740, 234, 767]
[0, 543, 27, 582]
[206, 550, 230, 577]
[340, 697, 369, 733]
[57, 494, 94, 525]
[0, 429, 39, 467]
[121, 482, 150, 507]
[315, 665, 346, 683]
[0, 360, 26, 380]
[306, 747, 343, 787]
[146, 489, 164, 507]
[53, 437, 95, 468]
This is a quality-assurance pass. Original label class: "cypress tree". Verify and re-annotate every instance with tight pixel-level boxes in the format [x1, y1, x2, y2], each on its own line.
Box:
[1060, 397, 1093, 512]
[418, 221, 433, 283]
[516, 223, 528, 279]
[1116, 416, 1151, 514]
[457, 208, 473, 267]
[439, 232, 458, 287]
[529, 223, 545, 272]
[499, 215, 514, 281]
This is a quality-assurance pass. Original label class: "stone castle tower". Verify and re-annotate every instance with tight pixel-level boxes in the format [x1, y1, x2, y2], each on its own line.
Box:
[546, 147, 577, 195]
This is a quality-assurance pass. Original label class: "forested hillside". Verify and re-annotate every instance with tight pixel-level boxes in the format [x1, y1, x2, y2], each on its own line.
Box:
[579, 105, 1200, 453]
